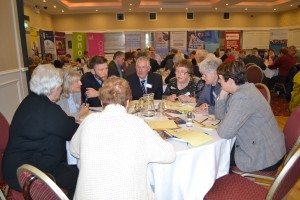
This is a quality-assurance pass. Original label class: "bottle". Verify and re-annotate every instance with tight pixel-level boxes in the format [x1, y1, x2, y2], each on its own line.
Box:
[186, 111, 194, 127]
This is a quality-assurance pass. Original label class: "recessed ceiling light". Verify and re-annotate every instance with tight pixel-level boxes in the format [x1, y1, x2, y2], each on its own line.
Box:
[62, 10, 64, 12]
[129, 8, 131, 11]
[160, 8, 162, 10]
[215, 8, 218, 10]
[186, 8, 188, 10]
[274, 8, 277, 11]
[43, 0, 46, 2]
[53, 5, 56, 8]
[226, 3, 229, 6]
[245, 8, 247, 11]
[96, 9, 98, 11]
[130, 4, 132, 6]
[290, 5, 293, 6]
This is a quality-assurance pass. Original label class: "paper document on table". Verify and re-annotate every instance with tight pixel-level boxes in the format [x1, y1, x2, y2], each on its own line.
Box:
[177, 105, 194, 113]
[147, 120, 179, 130]
[167, 129, 213, 146]
[194, 116, 220, 129]
[167, 101, 182, 107]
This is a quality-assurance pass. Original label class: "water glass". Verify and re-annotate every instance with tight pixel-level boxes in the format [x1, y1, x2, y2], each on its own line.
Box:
[186, 111, 194, 127]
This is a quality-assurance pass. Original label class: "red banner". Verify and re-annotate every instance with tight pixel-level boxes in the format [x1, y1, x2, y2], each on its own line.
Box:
[87, 33, 104, 56]
[224, 32, 240, 50]
[55, 32, 66, 59]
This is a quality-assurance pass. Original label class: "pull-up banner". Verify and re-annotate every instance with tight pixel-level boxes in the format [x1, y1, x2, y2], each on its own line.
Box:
[87, 32, 104, 56]
[224, 31, 240, 50]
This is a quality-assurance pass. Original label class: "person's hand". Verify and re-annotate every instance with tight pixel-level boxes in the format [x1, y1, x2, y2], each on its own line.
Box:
[86, 88, 99, 98]
[219, 90, 229, 100]
[78, 103, 89, 117]
[193, 104, 208, 114]
[268, 58, 274, 65]
[178, 95, 191, 103]
[168, 94, 177, 102]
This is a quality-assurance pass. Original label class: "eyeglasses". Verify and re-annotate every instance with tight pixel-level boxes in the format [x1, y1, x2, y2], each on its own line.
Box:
[175, 71, 189, 75]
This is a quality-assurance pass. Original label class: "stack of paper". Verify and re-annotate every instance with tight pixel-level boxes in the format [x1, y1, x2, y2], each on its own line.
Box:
[146, 120, 179, 130]
[167, 129, 213, 146]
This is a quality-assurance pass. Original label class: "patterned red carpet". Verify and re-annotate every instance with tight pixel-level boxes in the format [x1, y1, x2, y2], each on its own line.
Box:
[270, 91, 291, 116]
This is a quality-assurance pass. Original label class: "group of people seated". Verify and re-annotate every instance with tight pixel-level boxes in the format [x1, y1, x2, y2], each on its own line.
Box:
[3, 46, 293, 199]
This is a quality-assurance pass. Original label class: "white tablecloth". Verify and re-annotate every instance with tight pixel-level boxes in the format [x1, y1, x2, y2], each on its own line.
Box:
[264, 68, 278, 78]
[146, 112, 234, 200]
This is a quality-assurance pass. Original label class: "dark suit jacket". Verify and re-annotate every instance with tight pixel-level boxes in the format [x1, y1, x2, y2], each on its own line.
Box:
[161, 54, 175, 68]
[108, 60, 123, 77]
[126, 72, 163, 100]
[81, 72, 102, 107]
[2, 92, 79, 191]
[244, 56, 267, 70]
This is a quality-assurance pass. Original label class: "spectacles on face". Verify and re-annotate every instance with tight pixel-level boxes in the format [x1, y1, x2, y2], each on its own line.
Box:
[175, 71, 189, 75]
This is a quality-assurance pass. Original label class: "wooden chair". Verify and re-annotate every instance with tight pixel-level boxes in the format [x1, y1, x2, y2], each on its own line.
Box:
[246, 64, 264, 84]
[245, 62, 257, 69]
[0, 112, 10, 199]
[204, 148, 300, 200]
[255, 83, 271, 104]
[231, 106, 300, 185]
[17, 164, 69, 200]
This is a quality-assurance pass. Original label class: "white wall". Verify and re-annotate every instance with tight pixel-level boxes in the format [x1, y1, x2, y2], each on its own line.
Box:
[0, 0, 28, 122]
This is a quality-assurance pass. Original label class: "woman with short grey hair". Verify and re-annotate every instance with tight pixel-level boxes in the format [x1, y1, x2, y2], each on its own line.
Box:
[3, 64, 79, 199]
[194, 55, 222, 114]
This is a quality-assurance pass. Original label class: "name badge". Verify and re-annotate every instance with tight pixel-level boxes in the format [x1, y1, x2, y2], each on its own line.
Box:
[184, 92, 191, 96]
[146, 84, 152, 88]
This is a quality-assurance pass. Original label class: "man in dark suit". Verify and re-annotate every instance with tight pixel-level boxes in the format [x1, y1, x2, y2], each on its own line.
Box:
[81, 56, 113, 107]
[108, 51, 125, 77]
[126, 56, 163, 100]
[243, 49, 267, 70]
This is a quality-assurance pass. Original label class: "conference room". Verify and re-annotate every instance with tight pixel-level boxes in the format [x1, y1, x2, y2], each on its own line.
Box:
[1, 0, 300, 199]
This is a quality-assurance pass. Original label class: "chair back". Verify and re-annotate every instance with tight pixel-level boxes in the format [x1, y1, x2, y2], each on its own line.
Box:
[266, 148, 300, 200]
[245, 62, 257, 69]
[0, 112, 9, 182]
[17, 164, 69, 200]
[255, 83, 271, 104]
[283, 106, 300, 164]
[246, 64, 263, 84]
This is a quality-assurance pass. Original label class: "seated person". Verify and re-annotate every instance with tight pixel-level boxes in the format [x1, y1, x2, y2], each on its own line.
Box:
[126, 56, 163, 100]
[70, 76, 175, 199]
[2, 64, 79, 199]
[215, 60, 286, 172]
[81, 56, 113, 107]
[194, 55, 222, 114]
[57, 69, 90, 165]
[165, 59, 204, 103]
[58, 69, 89, 120]
[243, 49, 266, 70]
[268, 47, 297, 89]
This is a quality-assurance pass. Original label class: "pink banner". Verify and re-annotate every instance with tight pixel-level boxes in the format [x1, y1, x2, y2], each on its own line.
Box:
[87, 33, 104, 56]
[55, 32, 66, 59]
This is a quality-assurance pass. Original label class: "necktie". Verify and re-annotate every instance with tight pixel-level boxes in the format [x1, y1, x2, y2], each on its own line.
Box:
[210, 86, 215, 106]
[141, 80, 146, 94]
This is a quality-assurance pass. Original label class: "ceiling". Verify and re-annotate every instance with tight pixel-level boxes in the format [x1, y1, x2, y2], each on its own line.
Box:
[24, 0, 300, 15]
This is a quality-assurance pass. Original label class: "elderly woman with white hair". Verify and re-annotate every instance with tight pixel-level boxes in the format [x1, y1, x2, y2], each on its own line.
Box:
[194, 55, 222, 114]
[2, 64, 79, 199]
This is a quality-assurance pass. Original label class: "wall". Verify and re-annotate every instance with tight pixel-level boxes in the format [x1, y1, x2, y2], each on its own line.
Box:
[52, 12, 282, 32]
[0, 0, 28, 122]
[24, 3, 53, 30]
[279, 9, 300, 28]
